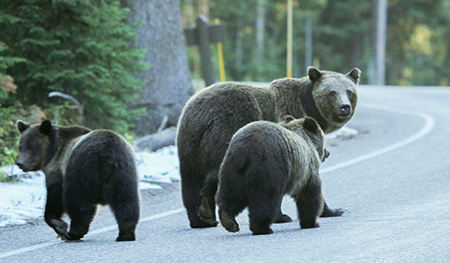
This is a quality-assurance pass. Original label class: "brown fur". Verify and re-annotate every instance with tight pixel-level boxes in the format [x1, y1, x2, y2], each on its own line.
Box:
[217, 117, 327, 235]
[177, 67, 360, 228]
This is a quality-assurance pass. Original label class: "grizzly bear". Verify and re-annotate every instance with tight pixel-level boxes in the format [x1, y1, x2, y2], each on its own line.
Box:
[217, 116, 328, 235]
[176, 67, 360, 228]
[15, 120, 140, 241]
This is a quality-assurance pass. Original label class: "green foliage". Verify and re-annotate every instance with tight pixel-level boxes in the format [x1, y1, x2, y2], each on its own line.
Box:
[0, 116, 20, 167]
[0, 0, 148, 134]
[311, 1, 373, 83]
[182, 0, 450, 86]
[0, 45, 23, 167]
[386, 0, 450, 85]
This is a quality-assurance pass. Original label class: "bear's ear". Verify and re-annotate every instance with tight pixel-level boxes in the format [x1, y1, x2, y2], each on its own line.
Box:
[308, 67, 322, 82]
[16, 120, 30, 134]
[302, 117, 319, 132]
[282, 115, 296, 124]
[346, 68, 361, 84]
[39, 119, 53, 135]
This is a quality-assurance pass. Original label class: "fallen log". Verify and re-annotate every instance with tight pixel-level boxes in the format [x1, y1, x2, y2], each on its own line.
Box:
[135, 127, 177, 152]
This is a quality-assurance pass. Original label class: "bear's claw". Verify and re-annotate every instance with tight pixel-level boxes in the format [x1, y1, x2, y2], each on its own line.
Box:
[320, 207, 347, 217]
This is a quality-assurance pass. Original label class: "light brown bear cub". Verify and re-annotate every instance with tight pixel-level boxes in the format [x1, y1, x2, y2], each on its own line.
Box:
[217, 116, 329, 235]
[15, 120, 140, 241]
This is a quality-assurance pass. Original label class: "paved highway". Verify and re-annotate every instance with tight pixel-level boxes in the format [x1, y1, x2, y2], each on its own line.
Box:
[0, 85, 449, 262]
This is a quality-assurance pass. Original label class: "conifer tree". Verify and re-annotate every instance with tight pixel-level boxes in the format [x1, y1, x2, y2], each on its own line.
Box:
[0, 0, 147, 133]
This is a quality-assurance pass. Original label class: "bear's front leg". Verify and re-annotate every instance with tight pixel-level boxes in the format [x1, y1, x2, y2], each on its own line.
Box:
[44, 184, 70, 240]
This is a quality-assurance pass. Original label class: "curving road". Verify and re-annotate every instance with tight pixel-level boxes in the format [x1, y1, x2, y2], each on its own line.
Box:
[1, 85, 449, 263]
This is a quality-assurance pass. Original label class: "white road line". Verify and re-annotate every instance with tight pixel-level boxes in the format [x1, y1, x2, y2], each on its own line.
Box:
[89, 208, 185, 236]
[0, 103, 435, 259]
[0, 208, 185, 259]
[0, 241, 60, 260]
[321, 103, 435, 174]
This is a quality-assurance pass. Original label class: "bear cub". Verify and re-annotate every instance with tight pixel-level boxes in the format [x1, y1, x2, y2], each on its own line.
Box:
[15, 120, 140, 241]
[217, 116, 329, 235]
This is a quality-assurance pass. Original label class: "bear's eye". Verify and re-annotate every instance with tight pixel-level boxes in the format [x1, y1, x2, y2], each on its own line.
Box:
[22, 143, 34, 152]
[347, 90, 355, 99]
[328, 91, 336, 98]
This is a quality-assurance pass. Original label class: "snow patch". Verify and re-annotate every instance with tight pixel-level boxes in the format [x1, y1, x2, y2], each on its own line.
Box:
[326, 126, 358, 140]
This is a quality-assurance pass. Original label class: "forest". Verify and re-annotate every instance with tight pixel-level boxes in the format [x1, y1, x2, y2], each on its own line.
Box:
[182, 0, 450, 86]
[1, 0, 450, 168]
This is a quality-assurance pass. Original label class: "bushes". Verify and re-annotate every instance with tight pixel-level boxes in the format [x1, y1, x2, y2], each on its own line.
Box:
[0, 45, 23, 167]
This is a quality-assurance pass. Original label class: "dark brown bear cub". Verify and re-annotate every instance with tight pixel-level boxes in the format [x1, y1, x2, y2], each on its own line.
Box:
[217, 116, 328, 235]
[15, 120, 140, 241]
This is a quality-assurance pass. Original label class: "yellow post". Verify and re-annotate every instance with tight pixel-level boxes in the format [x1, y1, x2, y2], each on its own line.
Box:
[215, 18, 226, 82]
[287, 0, 293, 78]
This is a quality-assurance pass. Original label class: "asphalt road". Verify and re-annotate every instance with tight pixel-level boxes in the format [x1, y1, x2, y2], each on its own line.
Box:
[1, 85, 449, 263]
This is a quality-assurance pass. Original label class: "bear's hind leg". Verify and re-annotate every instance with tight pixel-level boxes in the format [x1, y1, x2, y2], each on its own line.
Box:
[66, 202, 97, 240]
[218, 206, 239, 233]
[112, 202, 139, 242]
[182, 174, 218, 228]
[108, 187, 140, 242]
[216, 200, 246, 233]
[295, 177, 323, 229]
[197, 170, 219, 225]
[248, 194, 280, 235]
[216, 183, 248, 233]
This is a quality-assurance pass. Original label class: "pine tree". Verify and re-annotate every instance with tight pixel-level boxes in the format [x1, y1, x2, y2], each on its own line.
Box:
[0, 0, 148, 133]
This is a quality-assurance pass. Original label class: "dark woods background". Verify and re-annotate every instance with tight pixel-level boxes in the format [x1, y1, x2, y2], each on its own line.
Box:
[183, 0, 450, 86]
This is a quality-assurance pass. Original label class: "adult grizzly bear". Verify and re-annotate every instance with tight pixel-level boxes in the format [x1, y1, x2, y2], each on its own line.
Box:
[217, 116, 328, 235]
[15, 120, 140, 241]
[177, 67, 360, 228]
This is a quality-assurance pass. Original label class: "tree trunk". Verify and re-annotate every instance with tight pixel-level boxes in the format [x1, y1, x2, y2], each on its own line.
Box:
[121, 0, 194, 135]
[375, 0, 387, 85]
[235, 27, 244, 76]
[255, 0, 266, 63]
[304, 17, 313, 71]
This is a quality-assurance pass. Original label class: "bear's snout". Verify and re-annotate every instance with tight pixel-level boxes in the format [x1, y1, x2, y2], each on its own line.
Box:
[15, 160, 24, 170]
[15, 156, 33, 172]
[340, 104, 351, 116]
